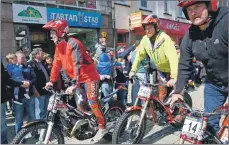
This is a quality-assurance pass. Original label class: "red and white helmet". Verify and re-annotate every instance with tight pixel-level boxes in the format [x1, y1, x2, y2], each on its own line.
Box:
[142, 15, 160, 31]
[43, 19, 69, 38]
[177, 0, 218, 20]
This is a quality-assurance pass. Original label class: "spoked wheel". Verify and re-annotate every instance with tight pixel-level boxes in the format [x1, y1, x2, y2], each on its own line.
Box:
[11, 123, 64, 144]
[112, 110, 146, 144]
[202, 137, 221, 144]
[103, 100, 126, 141]
[202, 127, 221, 144]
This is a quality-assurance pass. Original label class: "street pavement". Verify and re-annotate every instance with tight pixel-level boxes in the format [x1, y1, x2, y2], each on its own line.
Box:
[6, 84, 205, 144]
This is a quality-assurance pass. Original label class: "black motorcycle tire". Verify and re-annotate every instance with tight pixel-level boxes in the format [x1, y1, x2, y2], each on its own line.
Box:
[11, 122, 64, 144]
[202, 126, 221, 144]
[202, 135, 221, 144]
[103, 100, 126, 141]
[112, 110, 146, 144]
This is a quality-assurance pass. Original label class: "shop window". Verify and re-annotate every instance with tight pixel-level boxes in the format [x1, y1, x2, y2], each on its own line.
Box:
[56, 0, 96, 9]
[78, 0, 86, 7]
[115, 0, 130, 6]
[56, 0, 75, 5]
[141, 0, 147, 8]
[68, 27, 98, 49]
[164, 0, 170, 14]
[178, 7, 185, 18]
[30, 32, 46, 42]
[117, 33, 127, 43]
[85, 0, 96, 9]
[14, 24, 30, 55]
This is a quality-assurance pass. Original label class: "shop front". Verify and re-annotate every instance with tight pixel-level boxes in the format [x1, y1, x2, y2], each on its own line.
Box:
[12, 4, 48, 55]
[159, 18, 190, 45]
[12, 3, 102, 56]
[131, 15, 190, 45]
[47, 7, 102, 52]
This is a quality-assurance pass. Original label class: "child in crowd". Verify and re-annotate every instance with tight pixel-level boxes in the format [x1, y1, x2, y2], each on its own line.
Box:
[6, 53, 31, 105]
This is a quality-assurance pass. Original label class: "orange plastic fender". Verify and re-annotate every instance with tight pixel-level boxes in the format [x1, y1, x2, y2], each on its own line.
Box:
[125, 106, 142, 113]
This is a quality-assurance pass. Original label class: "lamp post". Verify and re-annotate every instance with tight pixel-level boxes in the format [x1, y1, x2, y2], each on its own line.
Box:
[112, 1, 116, 56]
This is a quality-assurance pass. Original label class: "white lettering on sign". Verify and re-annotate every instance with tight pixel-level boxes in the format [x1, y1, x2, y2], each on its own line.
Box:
[65, 14, 69, 20]
[50, 13, 78, 22]
[51, 13, 56, 19]
[84, 16, 98, 23]
[166, 23, 180, 31]
[69, 14, 73, 21]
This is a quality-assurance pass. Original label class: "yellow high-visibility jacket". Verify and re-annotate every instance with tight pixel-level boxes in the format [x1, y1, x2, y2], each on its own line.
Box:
[131, 31, 178, 79]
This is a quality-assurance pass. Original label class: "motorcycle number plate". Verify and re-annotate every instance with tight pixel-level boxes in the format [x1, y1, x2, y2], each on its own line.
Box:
[181, 116, 203, 139]
[138, 86, 152, 98]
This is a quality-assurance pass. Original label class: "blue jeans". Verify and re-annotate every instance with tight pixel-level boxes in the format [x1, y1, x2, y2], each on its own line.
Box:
[1, 103, 8, 144]
[204, 83, 227, 133]
[101, 81, 113, 98]
[132, 80, 140, 105]
[35, 95, 49, 119]
[13, 97, 35, 133]
[116, 85, 127, 105]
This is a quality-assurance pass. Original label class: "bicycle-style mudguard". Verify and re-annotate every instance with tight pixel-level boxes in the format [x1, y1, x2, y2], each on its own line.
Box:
[22, 120, 48, 128]
[125, 106, 142, 113]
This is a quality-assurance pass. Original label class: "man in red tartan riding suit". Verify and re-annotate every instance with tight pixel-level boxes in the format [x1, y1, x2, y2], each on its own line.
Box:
[43, 19, 107, 142]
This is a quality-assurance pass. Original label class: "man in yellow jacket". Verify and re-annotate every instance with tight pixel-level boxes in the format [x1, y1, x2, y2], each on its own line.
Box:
[129, 15, 178, 102]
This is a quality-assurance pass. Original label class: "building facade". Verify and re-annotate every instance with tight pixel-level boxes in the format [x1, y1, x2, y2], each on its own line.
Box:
[1, 1, 16, 65]
[1, 0, 113, 64]
[1, 0, 228, 63]
[129, 0, 191, 47]
[113, 0, 228, 49]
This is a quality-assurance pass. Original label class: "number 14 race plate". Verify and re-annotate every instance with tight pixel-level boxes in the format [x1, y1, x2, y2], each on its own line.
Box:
[181, 116, 203, 138]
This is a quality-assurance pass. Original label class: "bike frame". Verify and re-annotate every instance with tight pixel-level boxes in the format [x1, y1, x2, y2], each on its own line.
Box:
[125, 76, 182, 135]
[179, 103, 228, 144]
[125, 93, 179, 135]
[129, 94, 176, 125]
[42, 85, 127, 144]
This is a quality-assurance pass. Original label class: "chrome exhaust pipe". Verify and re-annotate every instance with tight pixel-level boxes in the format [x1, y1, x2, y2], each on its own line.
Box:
[70, 119, 88, 137]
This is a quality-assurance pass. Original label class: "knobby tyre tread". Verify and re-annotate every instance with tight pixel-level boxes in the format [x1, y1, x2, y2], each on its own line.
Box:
[103, 100, 126, 141]
[202, 128, 221, 144]
[112, 110, 146, 144]
[11, 123, 64, 144]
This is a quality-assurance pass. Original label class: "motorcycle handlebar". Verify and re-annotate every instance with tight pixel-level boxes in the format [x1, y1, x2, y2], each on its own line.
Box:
[43, 87, 69, 96]
[130, 75, 167, 87]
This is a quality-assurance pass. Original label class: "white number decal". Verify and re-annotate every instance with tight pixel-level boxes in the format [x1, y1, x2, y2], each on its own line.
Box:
[181, 117, 203, 138]
[138, 86, 152, 98]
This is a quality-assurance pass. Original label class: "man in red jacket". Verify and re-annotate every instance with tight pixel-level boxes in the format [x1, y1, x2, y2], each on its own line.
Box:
[43, 20, 106, 142]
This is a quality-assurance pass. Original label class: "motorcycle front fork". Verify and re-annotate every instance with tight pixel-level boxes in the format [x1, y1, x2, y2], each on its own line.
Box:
[126, 97, 149, 135]
[43, 122, 54, 144]
[36, 121, 54, 144]
[39, 111, 56, 144]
